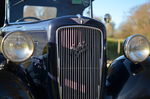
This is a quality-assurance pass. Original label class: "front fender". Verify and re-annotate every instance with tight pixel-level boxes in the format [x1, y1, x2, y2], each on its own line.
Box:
[106, 55, 144, 97]
[140, 56, 150, 69]
[106, 56, 150, 98]
[0, 70, 33, 99]
[106, 56, 130, 96]
[117, 57, 150, 99]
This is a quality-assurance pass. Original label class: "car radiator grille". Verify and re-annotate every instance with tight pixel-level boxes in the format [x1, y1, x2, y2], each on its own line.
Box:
[57, 26, 102, 99]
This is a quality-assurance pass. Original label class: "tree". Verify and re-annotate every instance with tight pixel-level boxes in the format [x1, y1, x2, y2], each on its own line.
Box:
[117, 2, 150, 39]
[106, 22, 115, 37]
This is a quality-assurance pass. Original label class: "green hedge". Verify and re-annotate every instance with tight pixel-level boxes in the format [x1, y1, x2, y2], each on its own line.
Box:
[106, 38, 124, 60]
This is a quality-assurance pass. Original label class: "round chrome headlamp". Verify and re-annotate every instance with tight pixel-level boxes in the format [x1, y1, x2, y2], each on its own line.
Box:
[1, 31, 34, 62]
[124, 34, 150, 63]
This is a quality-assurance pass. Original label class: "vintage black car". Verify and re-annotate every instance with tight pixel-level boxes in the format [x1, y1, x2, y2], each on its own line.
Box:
[0, 0, 107, 99]
[0, 0, 149, 99]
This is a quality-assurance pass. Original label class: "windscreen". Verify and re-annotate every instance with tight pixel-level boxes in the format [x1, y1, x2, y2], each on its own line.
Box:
[8, 0, 91, 23]
[24, 6, 57, 20]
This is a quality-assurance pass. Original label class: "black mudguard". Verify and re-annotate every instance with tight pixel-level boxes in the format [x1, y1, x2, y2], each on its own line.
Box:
[118, 70, 150, 99]
[106, 56, 144, 98]
[0, 70, 33, 99]
[106, 56, 130, 97]
[117, 57, 150, 99]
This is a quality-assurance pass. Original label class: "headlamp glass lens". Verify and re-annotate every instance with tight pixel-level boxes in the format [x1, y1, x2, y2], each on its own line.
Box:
[2, 32, 34, 62]
[124, 34, 149, 63]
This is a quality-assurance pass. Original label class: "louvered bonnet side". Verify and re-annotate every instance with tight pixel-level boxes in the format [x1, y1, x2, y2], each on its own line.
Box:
[56, 26, 103, 99]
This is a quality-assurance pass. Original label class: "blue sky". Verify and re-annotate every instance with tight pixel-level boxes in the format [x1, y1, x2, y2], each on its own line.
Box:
[93, 0, 149, 28]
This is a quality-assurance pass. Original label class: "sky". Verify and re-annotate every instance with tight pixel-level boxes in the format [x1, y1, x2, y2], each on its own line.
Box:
[92, 0, 149, 28]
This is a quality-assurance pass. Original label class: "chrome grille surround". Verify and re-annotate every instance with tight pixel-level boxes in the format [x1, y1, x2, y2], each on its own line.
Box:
[56, 25, 104, 99]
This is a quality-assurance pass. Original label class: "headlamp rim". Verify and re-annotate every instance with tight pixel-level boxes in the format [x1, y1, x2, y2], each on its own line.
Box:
[123, 34, 150, 63]
[1, 31, 35, 63]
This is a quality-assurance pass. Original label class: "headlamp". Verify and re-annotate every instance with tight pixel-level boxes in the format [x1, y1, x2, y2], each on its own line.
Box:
[1, 31, 34, 62]
[123, 34, 150, 63]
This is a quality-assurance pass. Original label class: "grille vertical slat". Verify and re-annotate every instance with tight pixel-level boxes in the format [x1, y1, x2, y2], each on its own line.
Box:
[57, 26, 102, 99]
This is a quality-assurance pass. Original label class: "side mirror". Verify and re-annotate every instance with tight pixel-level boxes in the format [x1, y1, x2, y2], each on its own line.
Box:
[104, 13, 111, 23]
[0, 0, 5, 27]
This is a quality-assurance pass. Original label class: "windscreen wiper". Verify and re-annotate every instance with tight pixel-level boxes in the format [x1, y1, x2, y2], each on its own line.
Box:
[12, 0, 27, 7]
